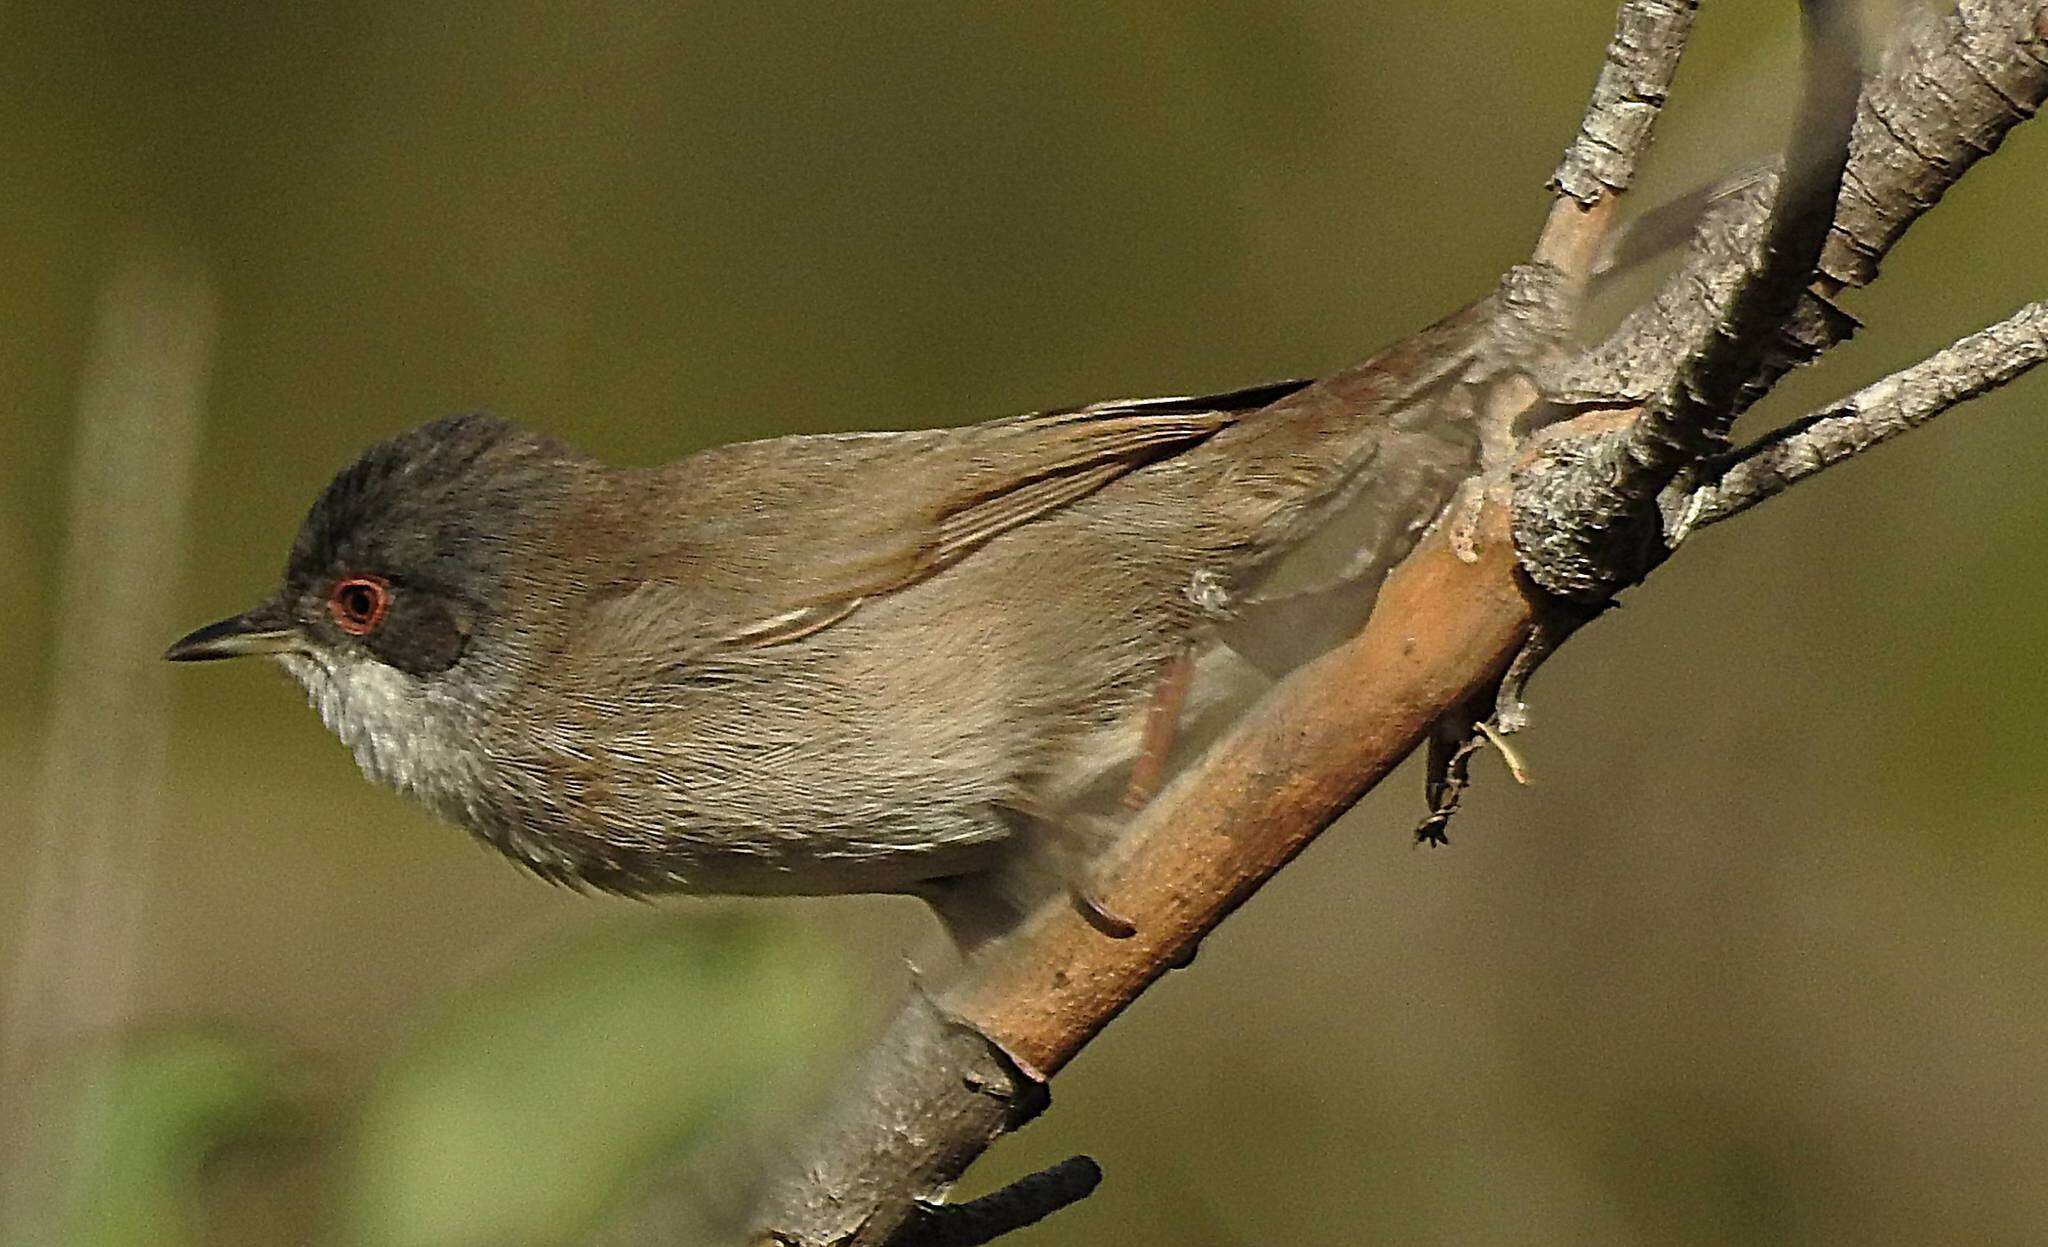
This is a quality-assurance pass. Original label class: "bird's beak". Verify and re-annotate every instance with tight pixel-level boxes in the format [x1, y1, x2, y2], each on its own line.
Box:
[163, 601, 299, 662]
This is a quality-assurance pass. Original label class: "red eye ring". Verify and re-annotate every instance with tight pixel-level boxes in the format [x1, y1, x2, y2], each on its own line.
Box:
[328, 575, 391, 635]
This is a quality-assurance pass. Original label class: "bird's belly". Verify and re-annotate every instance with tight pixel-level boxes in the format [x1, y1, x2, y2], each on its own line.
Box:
[473, 728, 1020, 899]
[616, 822, 1011, 898]
[487, 530, 1205, 900]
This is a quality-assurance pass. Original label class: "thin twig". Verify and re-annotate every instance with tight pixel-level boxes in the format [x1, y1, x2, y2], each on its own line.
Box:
[899, 1157, 1102, 1247]
[1686, 299, 2048, 528]
[1550, 0, 1699, 207]
[1535, 0, 1696, 282]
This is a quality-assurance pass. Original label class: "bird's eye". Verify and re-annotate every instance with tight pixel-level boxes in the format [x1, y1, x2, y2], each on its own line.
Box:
[328, 576, 391, 635]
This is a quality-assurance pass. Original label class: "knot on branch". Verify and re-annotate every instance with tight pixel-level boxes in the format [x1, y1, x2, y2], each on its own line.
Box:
[1510, 431, 1667, 602]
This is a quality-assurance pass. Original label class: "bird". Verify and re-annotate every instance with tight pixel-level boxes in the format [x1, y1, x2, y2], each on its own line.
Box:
[165, 300, 1500, 947]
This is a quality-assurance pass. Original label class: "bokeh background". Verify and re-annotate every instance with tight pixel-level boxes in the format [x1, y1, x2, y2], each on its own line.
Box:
[5, 2, 2046, 1244]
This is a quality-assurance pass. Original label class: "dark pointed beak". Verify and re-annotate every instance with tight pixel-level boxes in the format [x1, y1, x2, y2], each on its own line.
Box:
[163, 602, 299, 662]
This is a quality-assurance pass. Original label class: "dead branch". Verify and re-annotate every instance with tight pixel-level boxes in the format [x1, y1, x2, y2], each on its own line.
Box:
[1687, 299, 2048, 528]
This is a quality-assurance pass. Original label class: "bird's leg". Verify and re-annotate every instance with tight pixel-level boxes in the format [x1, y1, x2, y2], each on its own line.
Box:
[981, 651, 1200, 943]
[1417, 695, 1488, 845]
[1414, 596, 1601, 843]
[1051, 648, 1202, 939]
[1121, 649, 1195, 813]
[1067, 875, 1138, 940]
[973, 801, 1135, 943]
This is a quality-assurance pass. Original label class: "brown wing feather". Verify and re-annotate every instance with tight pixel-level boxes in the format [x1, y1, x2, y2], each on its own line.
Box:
[576, 381, 1308, 668]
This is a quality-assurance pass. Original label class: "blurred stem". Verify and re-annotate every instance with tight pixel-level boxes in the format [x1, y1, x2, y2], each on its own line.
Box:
[1, 249, 218, 1247]
[56, 1033, 303, 1247]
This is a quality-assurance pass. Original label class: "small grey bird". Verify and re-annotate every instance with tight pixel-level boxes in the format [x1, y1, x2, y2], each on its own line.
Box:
[166, 303, 1498, 944]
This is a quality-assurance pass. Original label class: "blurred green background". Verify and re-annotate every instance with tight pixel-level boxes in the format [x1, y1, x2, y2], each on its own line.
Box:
[6, 1, 2047, 1244]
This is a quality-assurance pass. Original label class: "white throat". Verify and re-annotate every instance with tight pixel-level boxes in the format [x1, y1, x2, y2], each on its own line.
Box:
[277, 651, 486, 826]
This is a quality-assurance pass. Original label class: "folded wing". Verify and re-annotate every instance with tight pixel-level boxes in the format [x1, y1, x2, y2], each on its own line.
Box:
[577, 380, 1311, 669]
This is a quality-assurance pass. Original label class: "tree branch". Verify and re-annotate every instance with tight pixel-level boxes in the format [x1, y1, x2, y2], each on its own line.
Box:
[1744, 0, 2048, 410]
[1561, 0, 2047, 433]
[1537, 0, 1696, 279]
[1685, 299, 2048, 529]
[899, 1157, 1101, 1247]
[1550, 0, 1697, 207]
[1647, 0, 1861, 447]
[746, 5, 2048, 1243]
[1515, 0, 1865, 601]
[1823, 0, 2048, 293]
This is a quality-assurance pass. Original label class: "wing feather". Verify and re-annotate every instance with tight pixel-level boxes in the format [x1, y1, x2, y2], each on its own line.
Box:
[574, 380, 1311, 669]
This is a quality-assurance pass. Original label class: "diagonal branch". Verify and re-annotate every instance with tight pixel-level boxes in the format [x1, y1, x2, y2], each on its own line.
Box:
[1559, 0, 2048, 428]
[1536, 0, 1696, 279]
[750, 7, 1689, 1242]
[746, 6, 2046, 1245]
[1551, 0, 1697, 207]
[1744, 0, 2048, 407]
[1685, 299, 2048, 528]
[1516, 0, 2047, 602]
[1528, 0, 1864, 597]
[1642, 0, 1863, 454]
[1823, 0, 2048, 293]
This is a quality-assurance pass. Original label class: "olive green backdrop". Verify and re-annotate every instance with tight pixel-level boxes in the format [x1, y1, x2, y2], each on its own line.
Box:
[5, 2, 2047, 1244]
